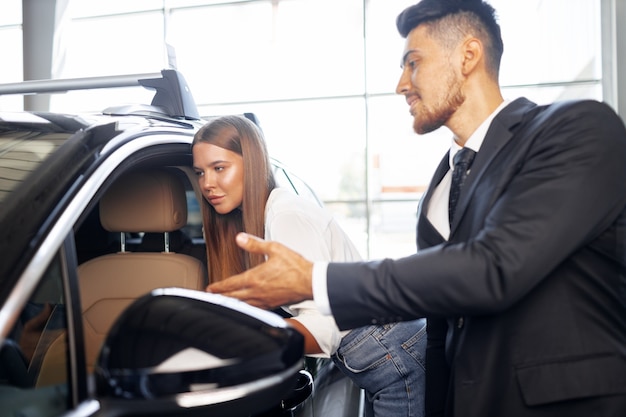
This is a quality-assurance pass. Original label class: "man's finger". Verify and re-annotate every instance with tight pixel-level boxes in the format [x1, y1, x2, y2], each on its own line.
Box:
[207, 274, 276, 309]
[236, 232, 277, 255]
[207, 272, 248, 293]
[208, 233, 314, 309]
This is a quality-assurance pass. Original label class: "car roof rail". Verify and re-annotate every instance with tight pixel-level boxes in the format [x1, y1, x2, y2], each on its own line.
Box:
[0, 69, 200, 121]
[137, 70, 200, 120]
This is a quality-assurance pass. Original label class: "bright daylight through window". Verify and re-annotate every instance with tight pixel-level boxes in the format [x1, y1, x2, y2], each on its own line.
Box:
[0, 0, 603, 258]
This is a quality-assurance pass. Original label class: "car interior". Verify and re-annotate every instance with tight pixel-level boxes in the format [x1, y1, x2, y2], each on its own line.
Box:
[2, 164, 211, 391]
[0, 152, 343, 417]
[75, 167, 208, 264]
[77, 168, 207, 373]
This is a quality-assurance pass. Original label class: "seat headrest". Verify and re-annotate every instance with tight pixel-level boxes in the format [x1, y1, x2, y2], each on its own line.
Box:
[100, 170, 188, 233]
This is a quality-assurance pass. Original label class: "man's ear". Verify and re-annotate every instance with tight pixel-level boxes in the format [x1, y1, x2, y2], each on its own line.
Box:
[461, 37, 483, 75]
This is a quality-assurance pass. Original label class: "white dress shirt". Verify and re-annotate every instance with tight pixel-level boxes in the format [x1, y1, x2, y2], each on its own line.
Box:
[313, 100, 511, 316]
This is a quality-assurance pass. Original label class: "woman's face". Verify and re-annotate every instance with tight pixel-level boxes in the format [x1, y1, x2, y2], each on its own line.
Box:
[192, 142, 244, 214]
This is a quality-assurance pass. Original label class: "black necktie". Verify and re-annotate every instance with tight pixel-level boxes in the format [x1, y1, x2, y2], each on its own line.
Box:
[449, 147, 476, 224]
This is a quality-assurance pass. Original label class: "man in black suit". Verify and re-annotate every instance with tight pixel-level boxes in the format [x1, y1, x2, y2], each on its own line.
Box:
[209, 0, 626, 415]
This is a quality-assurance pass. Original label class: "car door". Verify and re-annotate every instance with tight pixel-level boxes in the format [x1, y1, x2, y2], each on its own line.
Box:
[1, 129, 362, 417]
[0, 134, 201, 417]
[0, 237, 96, 417]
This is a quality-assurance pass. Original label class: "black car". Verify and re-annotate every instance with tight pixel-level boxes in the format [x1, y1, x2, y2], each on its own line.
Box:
[0, 70, 362, 417]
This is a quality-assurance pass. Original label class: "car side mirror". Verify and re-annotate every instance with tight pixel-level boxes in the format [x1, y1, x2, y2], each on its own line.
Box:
[95, 288, 304, 417]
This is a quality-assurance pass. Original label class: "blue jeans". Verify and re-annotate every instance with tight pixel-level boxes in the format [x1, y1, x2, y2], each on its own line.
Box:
[332, 319, 427, 417]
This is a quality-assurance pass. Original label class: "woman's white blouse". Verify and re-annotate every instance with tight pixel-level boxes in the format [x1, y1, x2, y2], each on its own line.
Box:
[264, 187, 363, 357]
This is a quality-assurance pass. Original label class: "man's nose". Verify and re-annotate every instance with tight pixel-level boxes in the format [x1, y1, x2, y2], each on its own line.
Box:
[396, 69, 410, 95]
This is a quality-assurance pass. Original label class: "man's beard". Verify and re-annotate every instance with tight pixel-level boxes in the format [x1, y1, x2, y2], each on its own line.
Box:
[413, 74, 465, 135]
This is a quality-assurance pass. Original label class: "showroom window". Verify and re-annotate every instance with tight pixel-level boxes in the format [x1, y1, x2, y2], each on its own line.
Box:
[1, 0, 603, 258]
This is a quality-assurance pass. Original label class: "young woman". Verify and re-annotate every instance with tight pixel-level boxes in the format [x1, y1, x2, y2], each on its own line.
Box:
[192, 115, 426, 417]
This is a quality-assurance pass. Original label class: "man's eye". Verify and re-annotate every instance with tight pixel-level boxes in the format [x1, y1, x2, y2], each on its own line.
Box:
[408, 60, 418, 70]
[215, 166, 224, 172]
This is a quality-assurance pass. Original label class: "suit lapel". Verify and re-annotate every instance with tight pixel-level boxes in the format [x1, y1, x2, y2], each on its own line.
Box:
[416, 152, 450, 249]
[449, 98, 536, 234]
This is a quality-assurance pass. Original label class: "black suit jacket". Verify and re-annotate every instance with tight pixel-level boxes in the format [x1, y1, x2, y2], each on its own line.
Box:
[327, 98, 626, 416]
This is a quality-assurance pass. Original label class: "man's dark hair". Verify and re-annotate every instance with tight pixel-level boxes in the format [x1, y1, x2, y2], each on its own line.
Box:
[397, 0, 504, 78]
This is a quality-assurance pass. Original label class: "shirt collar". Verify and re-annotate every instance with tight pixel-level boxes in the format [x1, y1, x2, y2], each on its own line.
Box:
[448, 100, 511, 168]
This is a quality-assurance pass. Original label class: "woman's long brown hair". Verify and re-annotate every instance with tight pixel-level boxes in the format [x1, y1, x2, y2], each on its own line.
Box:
[192, 115, 276, 283]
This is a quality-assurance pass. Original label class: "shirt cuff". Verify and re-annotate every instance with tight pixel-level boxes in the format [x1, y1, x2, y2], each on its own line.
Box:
[312, 262, 332, 315]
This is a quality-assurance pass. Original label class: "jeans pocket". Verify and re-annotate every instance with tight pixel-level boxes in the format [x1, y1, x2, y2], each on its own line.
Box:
[400, 319, 427, 369]
[334, 325, 389, 373]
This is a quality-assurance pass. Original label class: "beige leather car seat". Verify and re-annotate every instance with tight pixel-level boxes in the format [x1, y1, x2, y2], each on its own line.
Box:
[77, 169, 206, 372]
[34, 329, 67, 387]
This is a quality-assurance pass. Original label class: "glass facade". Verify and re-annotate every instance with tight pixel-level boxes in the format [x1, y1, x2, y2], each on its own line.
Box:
[0, 0, 603, 259]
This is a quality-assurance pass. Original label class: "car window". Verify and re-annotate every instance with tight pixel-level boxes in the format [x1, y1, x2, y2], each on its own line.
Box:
[0, 252, 70, 416]
[0, 126, 73, 204]
[273, 166, 323, 207]
[182, 189, 204, 241]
